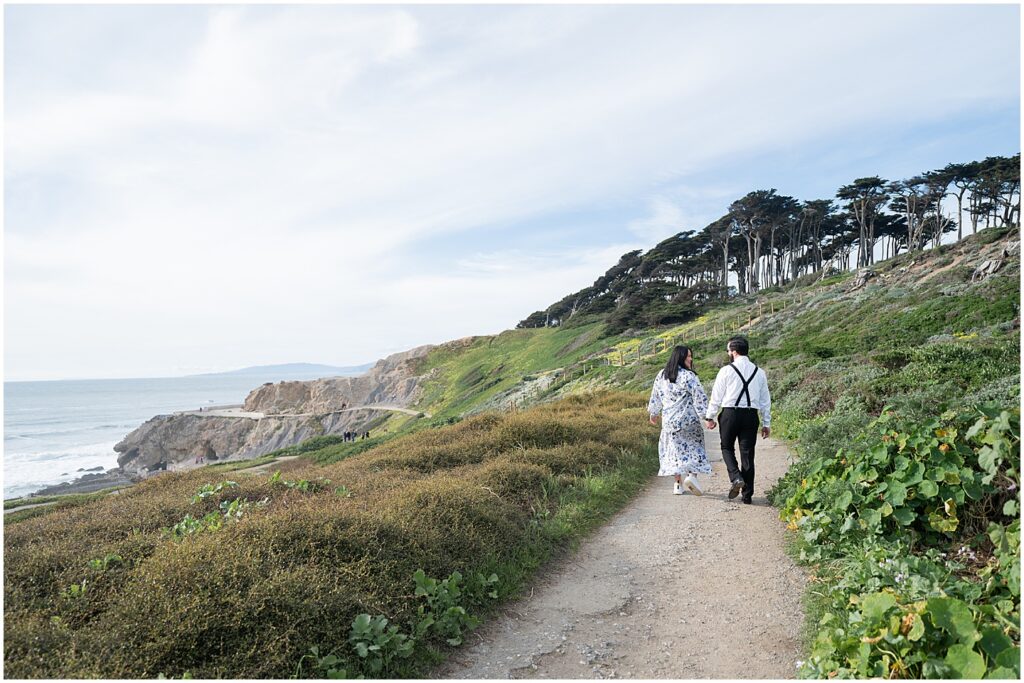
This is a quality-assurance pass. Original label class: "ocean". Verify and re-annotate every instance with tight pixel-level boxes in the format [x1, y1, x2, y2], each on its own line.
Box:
[3, 369, 355, 500]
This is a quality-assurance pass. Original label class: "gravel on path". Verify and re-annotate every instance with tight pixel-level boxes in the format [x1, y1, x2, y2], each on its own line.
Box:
[438, 428, 806, 679]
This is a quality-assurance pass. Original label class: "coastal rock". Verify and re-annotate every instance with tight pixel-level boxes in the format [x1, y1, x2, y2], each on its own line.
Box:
[243, 345, 433, 415]
[115, 415, 256, 474]
[32, 468, 136, 496]
[115, 346, 436, 476]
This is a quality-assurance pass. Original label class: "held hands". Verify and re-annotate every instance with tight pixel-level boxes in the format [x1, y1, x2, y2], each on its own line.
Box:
[649, 414, 660, 426]
[762, 426, 771, 439]
[705, 419, 717, 430]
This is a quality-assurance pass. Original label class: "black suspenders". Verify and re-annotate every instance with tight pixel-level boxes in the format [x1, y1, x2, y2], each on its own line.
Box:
[728, 363, 759, 408]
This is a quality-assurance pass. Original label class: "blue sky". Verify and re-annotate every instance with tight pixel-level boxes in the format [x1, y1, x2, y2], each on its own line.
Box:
[4, 3, 1020, 380]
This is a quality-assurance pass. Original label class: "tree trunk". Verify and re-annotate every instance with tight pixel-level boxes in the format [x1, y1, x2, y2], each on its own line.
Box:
[955, 187, 966, 241]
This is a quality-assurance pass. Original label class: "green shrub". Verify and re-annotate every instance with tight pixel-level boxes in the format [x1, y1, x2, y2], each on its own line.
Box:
[778, 405, 1020, 679]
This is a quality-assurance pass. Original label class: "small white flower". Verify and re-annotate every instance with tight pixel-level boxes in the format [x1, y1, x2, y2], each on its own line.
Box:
[796, 660, 804, 669]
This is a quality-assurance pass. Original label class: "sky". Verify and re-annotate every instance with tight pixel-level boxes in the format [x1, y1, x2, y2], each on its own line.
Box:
[4, 3, 1020, 381]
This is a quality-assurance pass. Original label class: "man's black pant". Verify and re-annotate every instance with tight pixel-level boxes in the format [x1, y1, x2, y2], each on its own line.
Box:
[719, 407, 759, 499]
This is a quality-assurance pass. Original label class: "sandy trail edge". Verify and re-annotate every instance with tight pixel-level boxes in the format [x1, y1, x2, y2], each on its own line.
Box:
[438, 428, 806, 679]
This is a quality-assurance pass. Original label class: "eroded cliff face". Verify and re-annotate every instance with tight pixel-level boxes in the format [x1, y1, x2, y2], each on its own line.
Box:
[114, 413, 365, 475]
[114, 346, 435, 476]
[242, 345, 433, 414]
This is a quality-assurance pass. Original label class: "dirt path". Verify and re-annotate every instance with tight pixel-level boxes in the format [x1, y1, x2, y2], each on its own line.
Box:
[438, 429, 805, 679]
[232, 454, 303, 475]
[4, 501, 57, 515]
[177, 404, 430, 419]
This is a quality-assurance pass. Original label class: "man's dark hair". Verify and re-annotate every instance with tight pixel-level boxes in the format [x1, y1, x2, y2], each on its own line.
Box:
[727, 336, 749, 356]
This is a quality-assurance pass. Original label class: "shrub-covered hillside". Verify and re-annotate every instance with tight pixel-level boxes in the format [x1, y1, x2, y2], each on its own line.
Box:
[3, 392, 656, 678]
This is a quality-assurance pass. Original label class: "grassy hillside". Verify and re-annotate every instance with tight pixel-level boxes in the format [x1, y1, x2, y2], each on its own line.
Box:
[3, 392, 656, 678]
[5, 227, 1018, 678]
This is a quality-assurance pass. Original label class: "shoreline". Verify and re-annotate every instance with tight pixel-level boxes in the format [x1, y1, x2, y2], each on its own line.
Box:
[9, 467, 138, 501]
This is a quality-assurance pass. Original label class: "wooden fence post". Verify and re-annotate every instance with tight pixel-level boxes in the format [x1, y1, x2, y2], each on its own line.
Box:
[619, 349, 624, 366]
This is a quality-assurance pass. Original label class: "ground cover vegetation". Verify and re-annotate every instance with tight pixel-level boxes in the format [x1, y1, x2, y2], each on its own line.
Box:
[3, 392, 657, 678]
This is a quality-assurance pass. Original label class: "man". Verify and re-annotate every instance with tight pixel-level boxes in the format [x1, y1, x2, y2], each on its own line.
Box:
[704, 336, 771, 504]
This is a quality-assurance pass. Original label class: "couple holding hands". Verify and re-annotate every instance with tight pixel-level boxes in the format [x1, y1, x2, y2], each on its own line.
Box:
[647, 335, 771, 505]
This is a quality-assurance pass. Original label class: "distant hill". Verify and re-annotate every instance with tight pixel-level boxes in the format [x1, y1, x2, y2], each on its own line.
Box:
[196, 362, 374, 378]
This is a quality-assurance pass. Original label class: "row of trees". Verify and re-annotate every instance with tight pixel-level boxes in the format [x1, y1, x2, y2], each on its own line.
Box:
[519, 153, 1019, 332]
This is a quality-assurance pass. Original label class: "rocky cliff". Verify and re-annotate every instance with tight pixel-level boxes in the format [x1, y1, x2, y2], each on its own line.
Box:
[115, 346, 434, 476]
[242, 345, 432, 415]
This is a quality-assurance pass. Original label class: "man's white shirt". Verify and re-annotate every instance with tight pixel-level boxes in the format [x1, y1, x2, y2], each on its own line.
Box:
[705, 355, 772, 427]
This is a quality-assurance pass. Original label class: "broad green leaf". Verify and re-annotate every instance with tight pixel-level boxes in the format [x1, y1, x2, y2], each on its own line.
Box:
[927, 597, 978, 644]
[885, 480, 908, 506]
[861, 507, 882, 529]
[918, 480, 939, 498]
[929, 511, 959, 533]
[986, 666, 1018, 679]
[892, 507, 916, 525]
[978, 627, 1013, 661]
[861, 592, 898, 621]
[978, 446, 999, 480]
[963, 479, 985, 500]
[995, 646, 1020, 673]
[835, 490, 853, 511]
[351, 613, 372, 634]
[907, 613, 926, 641]
[904, 462, 926, 485]
[966, 416, 987, 440]
[1003, 499, 1018, 517]
[946, 644, 985, 679]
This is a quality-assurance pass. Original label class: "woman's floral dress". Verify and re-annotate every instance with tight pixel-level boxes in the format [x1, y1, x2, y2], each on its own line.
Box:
[648, 369, 712, 476]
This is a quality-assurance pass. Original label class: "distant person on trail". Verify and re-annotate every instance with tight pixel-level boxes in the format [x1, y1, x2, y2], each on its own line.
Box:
[648, 345, 711, 496]
[704, 335, 772, 505]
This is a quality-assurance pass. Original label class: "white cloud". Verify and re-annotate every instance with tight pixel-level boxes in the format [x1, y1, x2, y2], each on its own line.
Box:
[628, 197, 686, 244]
[3, 4, 1018, 379]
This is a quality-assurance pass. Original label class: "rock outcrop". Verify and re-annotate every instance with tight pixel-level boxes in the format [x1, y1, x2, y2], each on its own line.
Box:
[242, 345, 433, 415]
[115, 346, 435, 476]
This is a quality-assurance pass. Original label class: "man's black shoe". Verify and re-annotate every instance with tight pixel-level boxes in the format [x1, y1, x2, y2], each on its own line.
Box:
[741, 496, 752, 505]
[728, 479, 744, 500]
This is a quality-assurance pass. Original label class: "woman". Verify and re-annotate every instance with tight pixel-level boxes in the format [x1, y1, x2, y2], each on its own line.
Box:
[648, 345, 711, 495]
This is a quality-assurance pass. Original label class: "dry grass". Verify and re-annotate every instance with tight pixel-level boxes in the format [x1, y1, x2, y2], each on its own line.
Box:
[4, 390, 656, 678]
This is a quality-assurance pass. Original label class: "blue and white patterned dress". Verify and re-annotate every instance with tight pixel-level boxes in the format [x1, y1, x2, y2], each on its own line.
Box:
[648, 369, 712, 476]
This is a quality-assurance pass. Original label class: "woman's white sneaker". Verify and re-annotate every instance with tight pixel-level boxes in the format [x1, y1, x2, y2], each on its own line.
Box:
[684, 474, 703, 496]
[673, 482, 683, 495]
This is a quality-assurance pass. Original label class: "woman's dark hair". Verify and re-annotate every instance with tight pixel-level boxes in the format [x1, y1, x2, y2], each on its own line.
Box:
[663, 345, 695, 383]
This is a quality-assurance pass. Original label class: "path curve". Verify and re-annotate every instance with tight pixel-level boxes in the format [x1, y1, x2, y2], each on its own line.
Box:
[4, 501, 57, 515]
[438, 429, 805, 679]
[177, 404, 430, 419]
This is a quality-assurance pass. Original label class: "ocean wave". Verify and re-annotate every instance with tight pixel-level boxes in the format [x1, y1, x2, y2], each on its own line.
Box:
[4, 441, 119, 463]
[5, 424, 131, 439]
